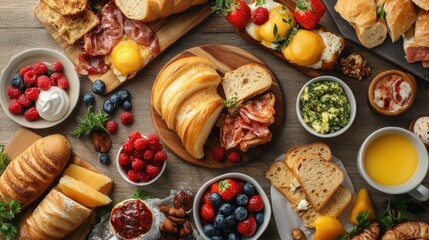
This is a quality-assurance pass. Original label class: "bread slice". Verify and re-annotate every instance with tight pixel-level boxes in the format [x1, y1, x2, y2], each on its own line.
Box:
[40, 0, 100, 45]
[293, 153, 344, 212]
[222, 63, 272, 104]
[384, 0, 418, 42]
[43, 0, 87, 16]
[284, 142, 331, 170]
[355, 18, 387, 49]
[413, 0, 429, 11]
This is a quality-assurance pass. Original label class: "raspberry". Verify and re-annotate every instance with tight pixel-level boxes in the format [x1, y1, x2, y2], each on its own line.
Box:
[154, 150, 167, 162]
[24, 107, 39, 121]
[120, 111, 133, 125]
[251, 7, 269, 25]
[133, 151, 144, 159]
[147, 133, 159, 145]
[146, 164, 160, 178]
[52, 61, 63, 72]
[122, 140, 135, 154]
[24, 87, 40, 101]
[131, 158, 145, 171]
[105, 120, 118, 134]
[149, 142, 163, 152]
[36, 75, 51, 90]
[212, 146, 226, 162]
[134, 137, 149, 151]
[50, 72, 65, 86]
[118, 152, 131, 166]
[33, 62, 48, 75]
[7, 86, 21, 99]
[127, 169, 139, 182]
[19, 65, 33, 76]
[57, 77, 69, 90]
[228, 151, 241, 163]
[23, 71, 37, 85]
[128, 131, 142, 141]
[143, 149, 154, 161]
[18, 94, 32, 108]
[8, 99, 22, 114]
[138, 171, 151, 182]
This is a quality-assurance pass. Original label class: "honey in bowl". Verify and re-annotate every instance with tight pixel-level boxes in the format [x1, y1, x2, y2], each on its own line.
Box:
[364, 134, 418, 186]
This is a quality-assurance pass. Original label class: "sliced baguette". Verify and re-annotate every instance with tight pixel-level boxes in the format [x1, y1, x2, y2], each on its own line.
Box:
[284, 142, 331, 170]
[222, 63, 272, 104]
[384, 0, 418, 42]
[355, 18, 388, 49]
[293, 153, 344, 212]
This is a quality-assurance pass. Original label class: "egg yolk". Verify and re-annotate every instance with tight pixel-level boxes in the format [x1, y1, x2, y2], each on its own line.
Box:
[282, 29, 325, 66]
[111, 40, 145, 76]
[256, 6, 296, 44]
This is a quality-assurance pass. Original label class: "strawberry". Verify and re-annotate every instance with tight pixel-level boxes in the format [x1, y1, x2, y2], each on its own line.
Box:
[246, 194, 264, 212]
[294, 0, 326, 30]
[237, 214, 257, 237]
[212, 179, 241, 201]
[214, 0, 251, 30]
[201, 203, 215, 222]
[202, 189, 213, 205]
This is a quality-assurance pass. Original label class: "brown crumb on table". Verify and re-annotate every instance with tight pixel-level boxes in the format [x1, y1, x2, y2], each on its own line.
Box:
[341, 52, 371, 80]
[292, 228, 307, 240]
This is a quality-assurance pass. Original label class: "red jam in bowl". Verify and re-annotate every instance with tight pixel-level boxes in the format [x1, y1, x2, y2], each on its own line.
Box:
[110, 199, 153, 239]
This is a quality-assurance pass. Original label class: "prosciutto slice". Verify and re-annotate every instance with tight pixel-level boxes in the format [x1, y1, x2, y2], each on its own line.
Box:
[405, 46, 429, 63]
[220, 93, 276, 152]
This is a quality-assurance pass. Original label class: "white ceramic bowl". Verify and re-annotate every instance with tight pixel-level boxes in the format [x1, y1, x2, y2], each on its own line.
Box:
[193, 173, 271, 240]
[296, 75, 356, 138]
[116, 145, 167, 186]
[0, 48, 80, 129]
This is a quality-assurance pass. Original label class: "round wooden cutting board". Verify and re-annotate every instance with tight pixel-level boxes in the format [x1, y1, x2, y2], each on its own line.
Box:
[150, 44, 285, 168]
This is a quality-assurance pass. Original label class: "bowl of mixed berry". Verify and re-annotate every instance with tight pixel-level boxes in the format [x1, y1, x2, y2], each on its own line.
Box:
[193, 173, 271, 240]
[0, 48, 79, 128]
[116, 131, 168, 186]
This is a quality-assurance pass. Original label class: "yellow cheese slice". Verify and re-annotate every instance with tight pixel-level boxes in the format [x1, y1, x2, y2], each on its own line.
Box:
[63, 164, 112, 191]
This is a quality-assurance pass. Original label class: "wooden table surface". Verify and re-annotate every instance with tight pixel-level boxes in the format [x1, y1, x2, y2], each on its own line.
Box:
[1, 0, 429, 239]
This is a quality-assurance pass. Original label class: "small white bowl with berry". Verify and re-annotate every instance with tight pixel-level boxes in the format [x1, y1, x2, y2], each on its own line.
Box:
[0, 48, 79, 128]
[116, 131, 168, 186]
[193, 173, 271, 240]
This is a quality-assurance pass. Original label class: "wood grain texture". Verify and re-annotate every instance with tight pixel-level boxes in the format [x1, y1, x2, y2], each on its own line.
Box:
[150, 44, 285, 168]
[4, 128, 113, 240]
[33, 1, 212, 93]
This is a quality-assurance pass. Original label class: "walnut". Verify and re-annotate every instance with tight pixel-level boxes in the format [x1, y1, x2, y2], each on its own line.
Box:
[340, 52, 371, 80]
[291, 228, 307, 240]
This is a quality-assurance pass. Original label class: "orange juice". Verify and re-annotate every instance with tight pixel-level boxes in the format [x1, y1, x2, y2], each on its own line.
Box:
[364, 134, 418, 186]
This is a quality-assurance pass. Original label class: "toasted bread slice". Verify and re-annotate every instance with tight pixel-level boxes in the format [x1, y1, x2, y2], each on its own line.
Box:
[222, 63, 272, 104]
[43, 0, 87, 16]
[40, 0, 100, 45]
[293, 153, 344, 212]
[284, 142, 331, 170]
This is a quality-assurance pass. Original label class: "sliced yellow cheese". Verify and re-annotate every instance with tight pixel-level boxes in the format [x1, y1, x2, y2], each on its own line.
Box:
[58, 175, 112, 208]
[63, 164, 112, 191]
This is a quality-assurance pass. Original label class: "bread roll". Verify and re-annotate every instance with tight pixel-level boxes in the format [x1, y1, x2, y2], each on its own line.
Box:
[355, 18, 388, 48]
[334, 0, 377, 27]
[384, 0, 418, 42]
[0, 134, 70, 208]
[115, 0, 208, 22]
[415, 9, 429, 46]
[18, 188, 92, 240]
[413, 0, 429, 10]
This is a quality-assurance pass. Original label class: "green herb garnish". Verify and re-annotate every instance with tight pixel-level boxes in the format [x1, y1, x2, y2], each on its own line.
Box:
[377, 199, 406, 230]
[0, 200, 21, 240]
[376, 2, 386, 21]
[222, 95, 238, 108]
[255, 0, 266, 6]
[337, 211, 370, 240]
[71, 106, 110, 137]
[0, 145, 10, 176]
[132, 189, 150, 200]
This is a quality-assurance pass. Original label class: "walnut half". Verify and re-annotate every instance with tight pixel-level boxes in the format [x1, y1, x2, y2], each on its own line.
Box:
[291, 228, 307, 240]
[340, 52, 371, 80]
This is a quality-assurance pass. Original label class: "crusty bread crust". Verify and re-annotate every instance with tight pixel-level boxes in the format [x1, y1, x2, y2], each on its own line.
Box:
[384, 0, 418, 42]
[284, 142, 331, 170]
[43, 0, 87, 16]
[413, 0, 429, 10]
[334, 0, 377, 28]
[355, 18, 387, 49]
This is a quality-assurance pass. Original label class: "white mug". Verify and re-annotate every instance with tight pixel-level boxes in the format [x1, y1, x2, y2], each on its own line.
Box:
[357, 127, 429, 201]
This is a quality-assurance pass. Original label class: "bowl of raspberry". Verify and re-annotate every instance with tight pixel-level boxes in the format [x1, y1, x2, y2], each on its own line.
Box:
[0, 48, 79, 128]
[116, 131, 168, 186]
[193, 173, 271, 240]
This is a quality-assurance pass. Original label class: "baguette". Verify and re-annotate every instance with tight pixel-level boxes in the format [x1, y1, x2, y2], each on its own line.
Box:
[18, 188, 92, 240]
[413, 0, 429, 10]
[115, 0, 208, 22]
[355, 18, 388, 49]
[334, 0, 377, 28]
[384, 0, 418, 42]
[284, 142, 331, 170]
[0, 134, 70, 208]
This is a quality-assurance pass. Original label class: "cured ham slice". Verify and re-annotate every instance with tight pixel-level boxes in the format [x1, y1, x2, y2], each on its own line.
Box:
[220, 93, 275, 152]
[405, 46, 429, 63]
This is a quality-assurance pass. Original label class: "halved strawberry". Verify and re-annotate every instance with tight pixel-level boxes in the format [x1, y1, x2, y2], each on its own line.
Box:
[213, 0, 251, 30]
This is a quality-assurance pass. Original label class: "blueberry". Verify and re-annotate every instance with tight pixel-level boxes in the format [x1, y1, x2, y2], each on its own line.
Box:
[92, 79, 106, 95]
[10, 74, 24, 89]
[110, 93, 122, 107]
[209, 193, 223, 208]
[99, 153, 110, 165]
[228, 233, 241, 240]
[211, 236, 223, 240]
[82, 92, 95, 106]
[103, 100, 115, 114]
[219, 203, 233, 216]
[225, 214, 237, 227]
[235, 194, 248, 206]
[117, 89, 131, 102]
[255, 212, 264, 225]
[46, 69, 54, 77]
[203, 224, 218, 237]
[234, 206, 247, 221]
[122, 100, 132, 111]
[243, 183, 256, 196]
[214, 214, 227, 230]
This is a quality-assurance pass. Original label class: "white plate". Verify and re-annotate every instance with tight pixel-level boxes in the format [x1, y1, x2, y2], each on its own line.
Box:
[271, 154, 356, 239]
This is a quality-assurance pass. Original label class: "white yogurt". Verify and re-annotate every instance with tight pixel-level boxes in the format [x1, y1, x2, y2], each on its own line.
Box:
[413, 117, 429, 145]
[36, 87, 70, 121]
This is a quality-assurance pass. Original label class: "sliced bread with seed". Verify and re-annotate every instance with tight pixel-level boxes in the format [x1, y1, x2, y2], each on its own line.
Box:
[284, 142, 331, 170]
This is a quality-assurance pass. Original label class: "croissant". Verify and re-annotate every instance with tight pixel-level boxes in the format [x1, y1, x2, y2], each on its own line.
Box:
[18, 188, 92, 240]
[0, 134, 70, 208]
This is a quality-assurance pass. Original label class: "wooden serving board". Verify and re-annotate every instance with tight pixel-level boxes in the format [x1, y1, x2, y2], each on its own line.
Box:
[33, 1, 212, 93]
[150, 44, 285, 168]
[4, 128, 113, 240]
